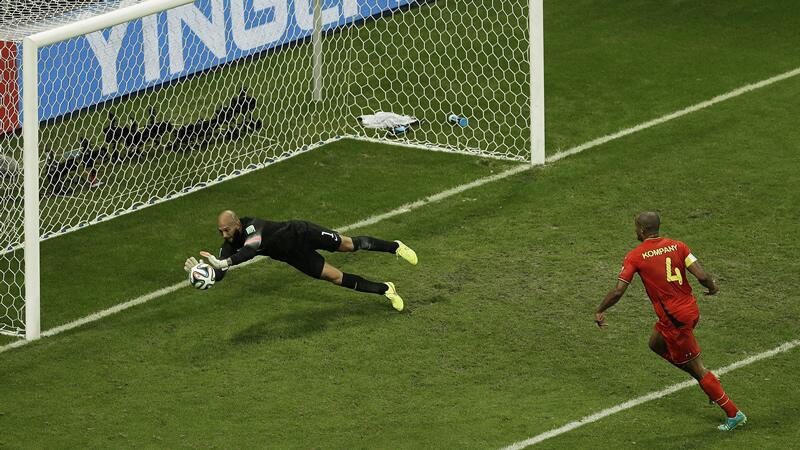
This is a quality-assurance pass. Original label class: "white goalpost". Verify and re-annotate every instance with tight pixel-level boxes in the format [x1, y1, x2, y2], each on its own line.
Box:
[22, 0, 197, 341]
[0, 0, 545, 340]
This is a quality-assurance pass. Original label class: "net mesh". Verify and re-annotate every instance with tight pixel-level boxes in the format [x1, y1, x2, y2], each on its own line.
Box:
[0, 1, 150, 42]
[340, 1, 530, 160]
[0, 0, 532, 336]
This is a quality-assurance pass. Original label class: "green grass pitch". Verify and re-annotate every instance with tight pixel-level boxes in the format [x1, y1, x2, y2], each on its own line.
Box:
[1, 1, 800, 448]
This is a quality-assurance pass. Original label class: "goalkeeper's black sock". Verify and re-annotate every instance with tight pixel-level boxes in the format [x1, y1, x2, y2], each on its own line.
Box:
[351, 236, 399, 253]
[340, 273, 388, 295]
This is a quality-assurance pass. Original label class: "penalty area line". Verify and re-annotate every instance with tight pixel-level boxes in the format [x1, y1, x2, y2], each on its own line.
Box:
[3, 66, 800, 354]
[500, 339, 800, 449]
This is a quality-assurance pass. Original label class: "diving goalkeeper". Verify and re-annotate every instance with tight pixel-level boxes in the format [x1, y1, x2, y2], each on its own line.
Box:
[184, 210, 417, 311]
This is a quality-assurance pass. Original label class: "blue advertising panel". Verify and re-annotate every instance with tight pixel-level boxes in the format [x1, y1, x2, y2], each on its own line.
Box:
[19, 0, 414, 123]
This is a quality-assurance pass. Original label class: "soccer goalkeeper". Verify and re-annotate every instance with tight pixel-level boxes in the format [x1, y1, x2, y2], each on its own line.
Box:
[184, 210, 417, 311]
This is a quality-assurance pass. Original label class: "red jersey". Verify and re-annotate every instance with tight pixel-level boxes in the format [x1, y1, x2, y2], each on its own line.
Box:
[618, 237, 699, 328]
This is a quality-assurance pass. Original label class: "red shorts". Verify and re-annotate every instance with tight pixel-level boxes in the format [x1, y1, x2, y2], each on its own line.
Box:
[655, 315, 701, 365]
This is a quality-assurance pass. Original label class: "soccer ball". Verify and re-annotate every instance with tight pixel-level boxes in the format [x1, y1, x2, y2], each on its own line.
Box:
[189, 263, 215, 290]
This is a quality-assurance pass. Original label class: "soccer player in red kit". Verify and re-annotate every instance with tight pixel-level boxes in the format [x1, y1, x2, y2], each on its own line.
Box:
[595, 212, 746, 431]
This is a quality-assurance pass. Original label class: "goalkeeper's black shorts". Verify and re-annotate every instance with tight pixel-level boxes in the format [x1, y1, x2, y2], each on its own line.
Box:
[279, 221, 342, 279]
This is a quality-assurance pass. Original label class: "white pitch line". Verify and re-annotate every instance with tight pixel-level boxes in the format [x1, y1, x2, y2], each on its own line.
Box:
[3, 66, 799, 354]
[546, 66, 800, 163]
[501, 339, 800, 449]
[343, 163, 532, 231]
[0, 165, 530, 354]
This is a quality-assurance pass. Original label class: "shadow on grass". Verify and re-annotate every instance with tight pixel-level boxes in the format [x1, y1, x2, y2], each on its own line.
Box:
[229, 300, 388, 345]
[405, 294, 450, 312]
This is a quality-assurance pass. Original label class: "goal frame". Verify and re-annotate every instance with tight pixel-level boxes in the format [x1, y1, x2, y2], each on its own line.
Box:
[18, 0, 545, 340]
[21, 0, 195, 340]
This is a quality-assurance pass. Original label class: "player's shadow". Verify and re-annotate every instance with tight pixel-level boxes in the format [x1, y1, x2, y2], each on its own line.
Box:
[229, 303, 385, 345]
[407, 293, 449, 309]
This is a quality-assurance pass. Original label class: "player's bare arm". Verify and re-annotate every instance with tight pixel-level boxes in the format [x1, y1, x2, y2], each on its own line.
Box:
[687, 260, 719, 295]
[595, 280, 629, 328]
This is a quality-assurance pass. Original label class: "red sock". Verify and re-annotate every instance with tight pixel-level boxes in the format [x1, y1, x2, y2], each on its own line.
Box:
[699, 371, 739, 418]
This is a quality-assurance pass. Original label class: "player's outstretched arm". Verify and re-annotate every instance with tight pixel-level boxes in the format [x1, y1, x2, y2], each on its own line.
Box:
[595, 280, 629, 328]
[687, 260, 719, 295]
[201, 244, 243, 283]
[200, 251, 231, 270]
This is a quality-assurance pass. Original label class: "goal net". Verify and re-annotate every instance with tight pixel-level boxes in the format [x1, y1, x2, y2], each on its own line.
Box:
[0, 0, 543, 338]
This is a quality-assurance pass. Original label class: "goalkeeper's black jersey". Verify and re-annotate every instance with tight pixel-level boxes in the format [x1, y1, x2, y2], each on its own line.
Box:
[214, 217, 342, 281]
[214, 217, 316, 282]
[218, 217, 309, 265]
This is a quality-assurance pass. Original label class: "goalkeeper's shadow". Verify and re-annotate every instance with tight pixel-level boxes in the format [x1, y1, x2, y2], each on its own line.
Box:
[228, 300, 388, 346]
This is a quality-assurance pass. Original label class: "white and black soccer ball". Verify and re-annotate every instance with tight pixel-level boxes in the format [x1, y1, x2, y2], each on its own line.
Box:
[189, 263, 215, 290]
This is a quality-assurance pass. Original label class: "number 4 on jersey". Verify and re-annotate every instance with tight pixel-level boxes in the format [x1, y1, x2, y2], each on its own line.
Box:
[666, 257, 683, 285]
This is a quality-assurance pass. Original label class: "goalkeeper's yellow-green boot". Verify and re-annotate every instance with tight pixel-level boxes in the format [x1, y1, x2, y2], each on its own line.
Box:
[394, 240, 418, 265]
[384, 282, 404, 311]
